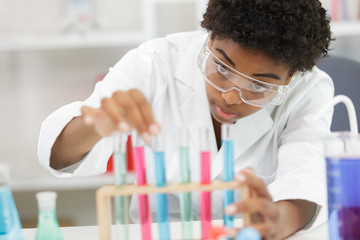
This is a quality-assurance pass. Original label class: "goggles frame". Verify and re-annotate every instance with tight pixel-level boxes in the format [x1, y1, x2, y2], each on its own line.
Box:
[197, 35, 297, 107]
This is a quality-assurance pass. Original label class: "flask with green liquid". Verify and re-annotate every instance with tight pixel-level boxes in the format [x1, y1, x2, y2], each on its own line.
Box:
[35, 191, 63, 240]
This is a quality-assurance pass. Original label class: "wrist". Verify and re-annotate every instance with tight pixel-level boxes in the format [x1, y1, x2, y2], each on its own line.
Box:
[276, 200, 317, 238]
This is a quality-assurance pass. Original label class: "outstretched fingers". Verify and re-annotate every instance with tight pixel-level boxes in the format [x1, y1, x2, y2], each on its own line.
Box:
[81, 89, 161, 141]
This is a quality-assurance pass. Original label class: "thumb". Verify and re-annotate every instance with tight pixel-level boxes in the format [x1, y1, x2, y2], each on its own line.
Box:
[81, 106, 98, 126]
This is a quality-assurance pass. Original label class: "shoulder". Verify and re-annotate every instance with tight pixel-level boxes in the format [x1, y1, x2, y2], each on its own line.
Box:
[266, 66, 334, 126]
[141, 30, 207, 53]
[286, 66, 334, 106]
[113, 30, 207, 72]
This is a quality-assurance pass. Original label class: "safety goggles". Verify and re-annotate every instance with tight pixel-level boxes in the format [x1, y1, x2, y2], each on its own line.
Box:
[197, 36, 296, 107]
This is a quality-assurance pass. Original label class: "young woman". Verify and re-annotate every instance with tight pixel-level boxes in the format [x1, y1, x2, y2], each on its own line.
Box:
[38, 0, 333, 238]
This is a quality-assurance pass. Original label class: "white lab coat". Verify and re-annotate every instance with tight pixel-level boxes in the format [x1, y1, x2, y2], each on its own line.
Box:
[38, 31, 334, 231]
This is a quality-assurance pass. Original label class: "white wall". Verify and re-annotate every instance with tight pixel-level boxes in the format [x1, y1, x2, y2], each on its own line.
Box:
[0, 0, 206, 227]
[331, 36, 360, 63]
[1, 0, 359, 227]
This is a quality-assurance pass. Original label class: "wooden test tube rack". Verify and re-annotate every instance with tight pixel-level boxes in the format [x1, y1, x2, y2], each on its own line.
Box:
[96, 180, 250, 240]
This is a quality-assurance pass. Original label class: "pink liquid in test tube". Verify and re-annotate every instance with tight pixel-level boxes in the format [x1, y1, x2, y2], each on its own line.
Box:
[200, 150, 211, 240]
[134, 145, 152, 240]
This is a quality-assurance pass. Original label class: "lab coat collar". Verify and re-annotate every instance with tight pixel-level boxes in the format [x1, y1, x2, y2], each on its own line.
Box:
[177, 78, 274, 180]
[173, 33, 207, 90]
[210, 108, 274, 179]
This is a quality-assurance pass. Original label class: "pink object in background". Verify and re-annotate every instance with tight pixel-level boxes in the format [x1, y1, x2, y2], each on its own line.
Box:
[331, 0, 340, 21]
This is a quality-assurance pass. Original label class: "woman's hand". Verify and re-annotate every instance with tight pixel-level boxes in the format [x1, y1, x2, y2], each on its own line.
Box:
[81, 89, 161, 141]
[224, 169, 283, 240]
[50, 88, 161, 170]
[224, 169, 317, 240]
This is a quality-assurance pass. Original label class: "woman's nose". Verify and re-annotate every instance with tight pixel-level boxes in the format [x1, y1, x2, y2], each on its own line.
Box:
[221, 89, 243, 105]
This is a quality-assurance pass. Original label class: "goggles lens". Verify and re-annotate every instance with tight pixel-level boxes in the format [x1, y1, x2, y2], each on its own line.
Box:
[198, 38, 294, 107]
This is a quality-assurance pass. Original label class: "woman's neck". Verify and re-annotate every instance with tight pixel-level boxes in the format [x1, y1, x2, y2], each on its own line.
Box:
[212, 116, 222, 150]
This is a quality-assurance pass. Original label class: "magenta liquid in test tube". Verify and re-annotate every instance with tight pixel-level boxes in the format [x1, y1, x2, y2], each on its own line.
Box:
[199, 127, 211, 240]
[132, 132, 152, 240]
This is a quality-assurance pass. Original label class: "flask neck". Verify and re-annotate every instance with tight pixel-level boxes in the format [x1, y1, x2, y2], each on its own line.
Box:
[38, 209, 59, 223]
[36, 191, 57, 212]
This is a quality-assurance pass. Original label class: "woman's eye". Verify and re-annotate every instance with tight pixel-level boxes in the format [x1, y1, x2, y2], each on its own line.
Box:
[215, 62, 230, 77]
[251, 83, 270, 93]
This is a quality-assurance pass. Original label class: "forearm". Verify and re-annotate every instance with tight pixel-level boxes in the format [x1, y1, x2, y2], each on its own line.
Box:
[50, 116, 102, 170]
[276, 199, 317, 239]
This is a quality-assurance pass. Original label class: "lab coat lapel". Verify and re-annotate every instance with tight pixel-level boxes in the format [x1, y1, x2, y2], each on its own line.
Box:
[176, 70, 218, 162]
[173, 34, 218, 161]
[211, 109, 274, 179]
[173, 44, 218, 183]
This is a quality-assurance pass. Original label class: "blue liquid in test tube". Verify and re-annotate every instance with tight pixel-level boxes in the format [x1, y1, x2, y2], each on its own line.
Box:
[153, 135, 170, 240]
[222, 124, 234, 229]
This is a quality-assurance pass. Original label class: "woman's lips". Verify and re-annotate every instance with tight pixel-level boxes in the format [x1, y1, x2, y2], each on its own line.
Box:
[214, 104, 238, 120]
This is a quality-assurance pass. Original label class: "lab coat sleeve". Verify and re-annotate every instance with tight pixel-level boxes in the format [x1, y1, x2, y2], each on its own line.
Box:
[267, 70, 334, 231]
[37, 41, 169, 177]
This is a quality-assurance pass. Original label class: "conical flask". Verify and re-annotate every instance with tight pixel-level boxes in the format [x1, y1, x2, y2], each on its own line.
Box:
[0, 164, 25, 240]
[34, 191, 63, 240]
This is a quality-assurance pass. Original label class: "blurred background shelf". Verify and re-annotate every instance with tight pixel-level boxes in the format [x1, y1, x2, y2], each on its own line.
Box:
[0, 33, 149, 52]
[331, 21, 360, 37]
[0, 21, 358, 53]
[0, 0, 206, 52]
[11, 173, 135, 192]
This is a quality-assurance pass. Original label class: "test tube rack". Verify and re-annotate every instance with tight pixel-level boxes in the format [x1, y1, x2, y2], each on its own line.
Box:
[96, 180, 251, 240]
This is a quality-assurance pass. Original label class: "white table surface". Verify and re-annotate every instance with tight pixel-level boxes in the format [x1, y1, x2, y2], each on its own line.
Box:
[23, 221, 328, 240]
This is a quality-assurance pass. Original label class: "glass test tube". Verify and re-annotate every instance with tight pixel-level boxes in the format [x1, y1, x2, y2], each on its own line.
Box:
[152, 134, 170, 240]
[113, 132, 129, 240]
[199, 127, 212, 240]
[132, 132, 152, 240]
[222, 124, 234, 229]
[179, 127, 193, 239]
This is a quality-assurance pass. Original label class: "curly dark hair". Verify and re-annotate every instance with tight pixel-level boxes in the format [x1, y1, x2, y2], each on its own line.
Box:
[201, 0, 332, 72]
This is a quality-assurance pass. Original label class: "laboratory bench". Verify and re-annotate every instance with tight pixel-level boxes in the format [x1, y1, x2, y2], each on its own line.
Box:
[22, 221, 328, 239]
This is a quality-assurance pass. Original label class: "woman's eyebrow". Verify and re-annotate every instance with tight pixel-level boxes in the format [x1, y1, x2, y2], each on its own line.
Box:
[215, 48, 236, 68]
[252, 73, 281, 80]
[215, 47, 281, 81]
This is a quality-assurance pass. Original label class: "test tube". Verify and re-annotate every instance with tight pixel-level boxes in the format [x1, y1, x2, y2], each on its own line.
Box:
[132, 132, 152, 240]
[222, 124, 234, 229]
[113, 132, 129, 240]
[152, 134, 170, 240]
[179, 127, 193, 239]
[199, 127, 212, 240]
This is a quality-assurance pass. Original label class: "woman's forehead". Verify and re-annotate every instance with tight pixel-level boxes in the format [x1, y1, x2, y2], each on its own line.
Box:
[209, 38, 292, 82]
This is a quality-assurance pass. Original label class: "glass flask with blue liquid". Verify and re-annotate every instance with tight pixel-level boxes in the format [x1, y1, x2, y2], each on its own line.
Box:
[324, 133, 360, 240]
[0, 164, 25, 240]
